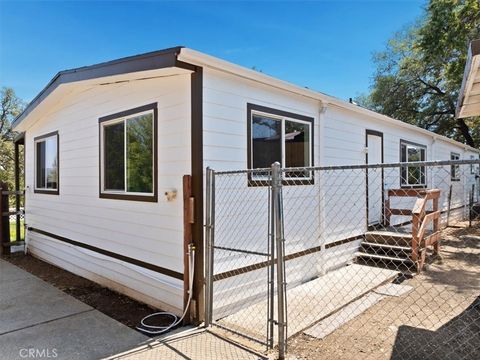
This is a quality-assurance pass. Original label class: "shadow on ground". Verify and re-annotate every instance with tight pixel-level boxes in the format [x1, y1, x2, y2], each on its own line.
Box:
[391, 296, 480, 360]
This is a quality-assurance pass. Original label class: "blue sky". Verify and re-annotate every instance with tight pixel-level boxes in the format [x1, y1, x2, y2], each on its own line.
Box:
[0, 1, 425, 103]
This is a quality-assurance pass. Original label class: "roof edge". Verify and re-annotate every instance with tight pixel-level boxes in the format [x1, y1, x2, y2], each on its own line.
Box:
[12, 46, 185, 129]
[456, 39, 480, 118]
[178, 48, 479, 153]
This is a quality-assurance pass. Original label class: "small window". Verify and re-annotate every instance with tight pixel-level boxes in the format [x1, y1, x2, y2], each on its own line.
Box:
[470, 155, 478, 175]
[451, 152, 460, 181]
[99, 103, 157, 202]
[400, 140, 426, 187]
[248, 104, 313, 183]
[34, 132, 59, 194]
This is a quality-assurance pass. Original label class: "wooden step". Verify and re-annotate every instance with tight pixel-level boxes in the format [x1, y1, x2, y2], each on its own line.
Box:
[360, 241, 412, 260]
[361, 242, 411, 252]
[365, 230, 412, 247]
[356, 252, 413, 264]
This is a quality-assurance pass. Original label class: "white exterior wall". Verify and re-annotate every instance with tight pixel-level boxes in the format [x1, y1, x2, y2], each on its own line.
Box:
[202, 68, 326, 317]
[23, 74, 191, 314]
[202, 68, 479, 318]
[323, 105, 478, 233]
[18, 61, 479, 320]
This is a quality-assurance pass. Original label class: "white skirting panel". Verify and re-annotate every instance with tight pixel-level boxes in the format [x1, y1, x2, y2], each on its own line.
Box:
[26, 231, 184, 315]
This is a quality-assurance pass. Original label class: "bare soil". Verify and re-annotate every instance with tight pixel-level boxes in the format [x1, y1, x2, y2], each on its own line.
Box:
[286, 223, 480, 360]
[2, 252, 170, 336]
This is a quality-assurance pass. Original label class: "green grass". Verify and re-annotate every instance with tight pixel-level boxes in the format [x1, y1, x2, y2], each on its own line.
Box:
[9, 218, 25, 242]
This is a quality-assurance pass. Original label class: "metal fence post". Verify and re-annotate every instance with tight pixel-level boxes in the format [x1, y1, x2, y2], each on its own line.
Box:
[272, 162, 287, 359]
[204, 167, 215, 327]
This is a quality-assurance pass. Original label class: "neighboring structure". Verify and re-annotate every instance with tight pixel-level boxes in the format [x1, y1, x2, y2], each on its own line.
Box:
[12, 47, 479, 321]
[457, 38, 480, 118]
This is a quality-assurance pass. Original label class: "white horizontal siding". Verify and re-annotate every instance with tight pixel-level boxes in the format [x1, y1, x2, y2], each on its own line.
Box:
[24, 74, 191, 312]
[28, 232, 183, 314]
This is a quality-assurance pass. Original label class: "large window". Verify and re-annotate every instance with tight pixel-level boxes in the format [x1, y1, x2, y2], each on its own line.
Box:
[400, 140, 426, 187]
[248, 103, 313, 183]
[34, 132, 59, 194]
[99, 103, 157, 202]
[451, 152, 460, 181]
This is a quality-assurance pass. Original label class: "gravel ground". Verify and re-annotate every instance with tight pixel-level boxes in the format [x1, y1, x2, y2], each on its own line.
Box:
[286, 223, 480, 360]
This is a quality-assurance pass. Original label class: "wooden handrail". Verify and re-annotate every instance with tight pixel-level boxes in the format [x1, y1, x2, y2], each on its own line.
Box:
[417, 211, 441, 243]
[385, 188, 441, 272]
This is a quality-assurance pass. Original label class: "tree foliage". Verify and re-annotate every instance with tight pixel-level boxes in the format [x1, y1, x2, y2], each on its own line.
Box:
[0, 87, 25, 190]
[357, 0, 480, 147]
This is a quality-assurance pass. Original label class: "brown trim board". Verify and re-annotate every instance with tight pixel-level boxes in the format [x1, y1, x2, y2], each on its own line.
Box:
[28, 227, 183, 280]
[365, 130, 384, 228]
[213, 234, 363, 282]
[191, 66, 204, 323]
[182, 174, 193, 322]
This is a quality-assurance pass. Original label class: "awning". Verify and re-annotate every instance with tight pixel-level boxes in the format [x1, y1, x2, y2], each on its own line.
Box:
[456, 39, 480, 118]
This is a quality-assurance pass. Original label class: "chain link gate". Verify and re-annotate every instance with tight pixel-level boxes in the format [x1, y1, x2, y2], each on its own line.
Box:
[205, 167, 278, 350]
[206, 159, 480, 360]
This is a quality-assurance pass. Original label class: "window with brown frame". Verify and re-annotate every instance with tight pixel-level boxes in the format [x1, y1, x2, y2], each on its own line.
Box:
[247, 103, 314, 184]
[99, 103, 157, 202]
[34, 131, 59, 194]
[400, 140, 426, 188]
[451, 152, 460, 181]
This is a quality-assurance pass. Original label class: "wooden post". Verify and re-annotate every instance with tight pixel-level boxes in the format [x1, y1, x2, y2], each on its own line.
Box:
[0, 182, 11, 256]
[384, 198, 391, 227]
[433, 194, 440, 255]
[182, 175, 193, 324]
[411, 213, 420, 265]
[469, 184, 474, 228]
[446, 184, 453, 227]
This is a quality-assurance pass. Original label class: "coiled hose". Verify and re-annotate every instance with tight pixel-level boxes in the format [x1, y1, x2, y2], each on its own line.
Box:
[136, 244, 195, 335]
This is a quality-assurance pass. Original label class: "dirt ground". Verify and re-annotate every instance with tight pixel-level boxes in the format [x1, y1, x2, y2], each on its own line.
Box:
[2, 252, 171, 336]
[286, 223, 480, 360]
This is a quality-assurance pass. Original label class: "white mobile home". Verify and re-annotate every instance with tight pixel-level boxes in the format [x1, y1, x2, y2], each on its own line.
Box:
[11, 47, 479, 322]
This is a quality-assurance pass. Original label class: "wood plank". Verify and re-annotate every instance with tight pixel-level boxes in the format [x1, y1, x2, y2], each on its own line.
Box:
[390, 209, 413, 216]
[424, 232, 441, 246]
[412, 198, 426, 214]
[1, 191, 25, 196]
[356, 252, 411, 263]
[374, 283, 413, 297]
[388, 189, 423, 197]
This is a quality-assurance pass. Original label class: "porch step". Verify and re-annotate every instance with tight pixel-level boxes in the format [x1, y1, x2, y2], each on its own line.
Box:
[365, 230, 412, 247]
[355, 252, 412, 264]
[361, 241, 412, 259]
[361, 242, 411, 252]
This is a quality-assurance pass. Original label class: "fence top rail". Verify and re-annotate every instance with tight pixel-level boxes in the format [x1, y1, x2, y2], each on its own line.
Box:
[209, 159, 480, 175]
[212, 167, 272, 175]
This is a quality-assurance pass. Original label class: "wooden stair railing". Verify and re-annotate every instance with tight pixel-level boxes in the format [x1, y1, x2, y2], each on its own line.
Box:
[384, 188, 441, 272]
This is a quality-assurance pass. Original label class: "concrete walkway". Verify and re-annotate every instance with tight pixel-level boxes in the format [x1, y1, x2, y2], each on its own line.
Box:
[108, 328, 268, 360]
[0, 259, 148, 360]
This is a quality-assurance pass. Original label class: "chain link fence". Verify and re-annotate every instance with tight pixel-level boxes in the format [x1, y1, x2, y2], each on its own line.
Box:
[206, 159, 480, 359]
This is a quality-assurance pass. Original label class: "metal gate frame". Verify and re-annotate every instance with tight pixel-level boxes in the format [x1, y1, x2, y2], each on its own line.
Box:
[205, 164, 288, 356]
